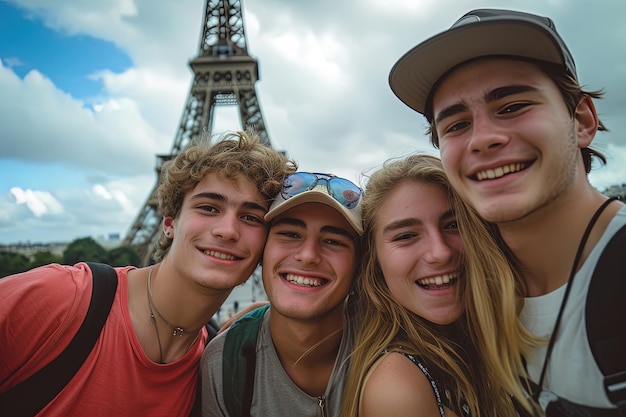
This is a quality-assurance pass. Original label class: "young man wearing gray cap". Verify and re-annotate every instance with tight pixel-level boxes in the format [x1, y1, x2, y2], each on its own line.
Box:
[389, 9, 626, 416]
[201, 172, 362, 417]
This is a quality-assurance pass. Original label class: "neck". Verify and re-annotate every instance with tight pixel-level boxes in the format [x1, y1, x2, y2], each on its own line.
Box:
[147, 262, 228, 332]
[127, 263, 227, 363]
[498, 188, 617, 296]
[271, 314, 344, 363]
[269, 308, 344, 396]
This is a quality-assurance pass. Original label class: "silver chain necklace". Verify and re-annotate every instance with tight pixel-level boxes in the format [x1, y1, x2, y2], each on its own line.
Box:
[147, 265, 204, 336]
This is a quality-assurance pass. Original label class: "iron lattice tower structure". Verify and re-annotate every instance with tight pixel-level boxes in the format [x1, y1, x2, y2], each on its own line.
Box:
[123, 0, 274, 266]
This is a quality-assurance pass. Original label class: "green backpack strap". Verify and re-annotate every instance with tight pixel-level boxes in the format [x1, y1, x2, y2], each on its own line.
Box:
[222, 304, 270, 417]
[586, 222, 626, 412]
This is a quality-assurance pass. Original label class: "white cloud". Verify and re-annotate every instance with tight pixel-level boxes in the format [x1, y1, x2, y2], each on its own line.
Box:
[0, 61, 166, 174]
[1, 0, 625, 246]
[10, 187, 64, 217]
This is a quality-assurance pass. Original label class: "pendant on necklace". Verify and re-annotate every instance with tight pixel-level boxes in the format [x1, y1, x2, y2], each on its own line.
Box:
[173, 327, 184, 336]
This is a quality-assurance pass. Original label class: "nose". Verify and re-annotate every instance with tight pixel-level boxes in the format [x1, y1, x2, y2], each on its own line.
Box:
[469, 113, 509, 154]
[212, 212, 241, 241]
[293, 237, 322, 265]
[422, 232, 455, 266]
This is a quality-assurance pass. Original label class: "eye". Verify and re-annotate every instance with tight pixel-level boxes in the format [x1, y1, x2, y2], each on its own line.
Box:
[439, 120, 470, 137]
[444, 220, 459, 231]
[392, 232, 416, 242]
[499, 102, 530, 115]
[277, 230, 301, 239]
[198, 204, 218, 213]
[448, 120, 470, 133]
[241, 214, 265, 224]
[322, 238, 349, 248]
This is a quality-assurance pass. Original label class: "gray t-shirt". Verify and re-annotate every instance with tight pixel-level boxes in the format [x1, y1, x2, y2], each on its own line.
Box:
[201, 308, 354, 417]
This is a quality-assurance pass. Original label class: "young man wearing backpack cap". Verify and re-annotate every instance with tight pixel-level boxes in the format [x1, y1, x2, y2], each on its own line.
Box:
[201, 172, 362, 417]
[389, 8, 626, 416]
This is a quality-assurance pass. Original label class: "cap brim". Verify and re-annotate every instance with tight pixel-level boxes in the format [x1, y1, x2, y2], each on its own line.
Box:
[389, 19, 568, 115]
[265, 190, 363, 236]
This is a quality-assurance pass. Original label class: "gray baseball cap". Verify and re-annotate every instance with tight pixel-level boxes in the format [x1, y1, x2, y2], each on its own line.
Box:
[389, 9, 577, 115]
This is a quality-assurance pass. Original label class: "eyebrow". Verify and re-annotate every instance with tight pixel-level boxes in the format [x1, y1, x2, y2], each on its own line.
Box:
[434, 84, 539, 125]
[190, 192, 267, 213]
[382, 217, 420, 235]
[272, 217, 355, 239]
[321, 225, 355, 239]
[435, 103, 466, 125]
[381, 209, 455, 235]
[487, 84, 538, 101]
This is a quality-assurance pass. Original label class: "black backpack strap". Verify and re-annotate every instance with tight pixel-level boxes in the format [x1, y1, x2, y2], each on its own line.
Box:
[206, 318, 220, 340]
[586, 223, 626, 414]
[222, 304, 269, 417]
[0, 262, 118, 417]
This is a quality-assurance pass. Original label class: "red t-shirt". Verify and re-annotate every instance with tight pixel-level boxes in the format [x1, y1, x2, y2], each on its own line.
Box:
[0, 263, 208, 416]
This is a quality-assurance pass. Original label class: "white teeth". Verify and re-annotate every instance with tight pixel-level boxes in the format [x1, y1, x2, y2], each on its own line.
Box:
[284, 274, 324, 287]
[205, 250, 236, 260]
[417, 274, 455, 286]
[476, 163, 526, 181]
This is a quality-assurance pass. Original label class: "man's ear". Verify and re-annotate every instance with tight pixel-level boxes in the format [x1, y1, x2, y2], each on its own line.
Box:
[574, 95, 599, 148]
[162, 216, 175, 237]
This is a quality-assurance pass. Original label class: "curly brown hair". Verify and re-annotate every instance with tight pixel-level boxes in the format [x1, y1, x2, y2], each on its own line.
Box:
[153, 129, 297, 261]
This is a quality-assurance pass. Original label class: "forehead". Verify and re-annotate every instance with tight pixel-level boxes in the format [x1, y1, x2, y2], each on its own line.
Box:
[432, 57, 550, 106]
[187, 172, 266, 203]
[378, 181, 450, 222]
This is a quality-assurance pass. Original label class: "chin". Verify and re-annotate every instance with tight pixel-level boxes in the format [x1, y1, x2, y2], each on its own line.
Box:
[429, 309, 463, 325]
[473, 201, 519, 224]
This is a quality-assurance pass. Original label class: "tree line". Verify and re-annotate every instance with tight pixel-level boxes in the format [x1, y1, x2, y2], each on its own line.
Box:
[0, 237, 141, 278]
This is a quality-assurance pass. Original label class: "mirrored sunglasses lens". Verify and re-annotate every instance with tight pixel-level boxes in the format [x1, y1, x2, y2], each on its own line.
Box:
[329, 178, 361, 208]
[283, 172, 317, 198]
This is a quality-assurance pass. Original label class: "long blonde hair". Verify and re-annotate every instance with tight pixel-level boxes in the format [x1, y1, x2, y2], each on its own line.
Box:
[341, 154, 539, 417]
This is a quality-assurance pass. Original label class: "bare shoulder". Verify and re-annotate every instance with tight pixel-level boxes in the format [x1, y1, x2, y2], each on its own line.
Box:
[360, 351, 443, 417]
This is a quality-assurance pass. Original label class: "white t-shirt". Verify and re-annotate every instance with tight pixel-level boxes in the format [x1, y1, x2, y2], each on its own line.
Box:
[520, 205, 626, 409]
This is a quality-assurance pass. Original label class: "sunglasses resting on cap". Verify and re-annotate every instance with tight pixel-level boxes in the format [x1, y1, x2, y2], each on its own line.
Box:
[265, 172, 364, 236]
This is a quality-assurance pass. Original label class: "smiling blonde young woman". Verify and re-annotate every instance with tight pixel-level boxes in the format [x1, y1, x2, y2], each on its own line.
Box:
[341, 154, 541, 417]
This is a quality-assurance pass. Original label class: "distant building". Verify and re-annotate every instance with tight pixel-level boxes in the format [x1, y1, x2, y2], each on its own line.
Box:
[0, 231, 124, 258]
[0, 241, 68, 258]
[96, 233, 123, 250]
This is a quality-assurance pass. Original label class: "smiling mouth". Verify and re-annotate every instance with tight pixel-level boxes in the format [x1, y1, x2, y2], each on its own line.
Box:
[282, 273, 327, 287]
[416, 274, 458, 290]
[204, 250, 240, 260]
[474, 162, 528, 181]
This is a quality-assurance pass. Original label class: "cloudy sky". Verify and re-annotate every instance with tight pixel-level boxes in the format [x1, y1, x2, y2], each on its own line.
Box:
[1, 0, 625, 246]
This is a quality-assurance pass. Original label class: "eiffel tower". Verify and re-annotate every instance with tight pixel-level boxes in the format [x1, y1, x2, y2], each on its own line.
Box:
[123, 0, 275, 267]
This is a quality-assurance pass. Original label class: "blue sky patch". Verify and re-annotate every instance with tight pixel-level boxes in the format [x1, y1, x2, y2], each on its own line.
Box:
[0, 2, 131, 99]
